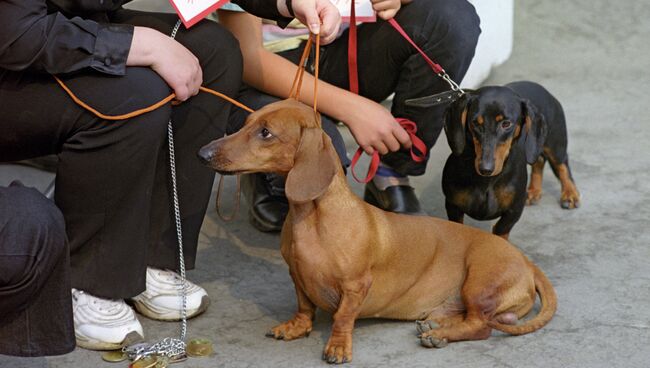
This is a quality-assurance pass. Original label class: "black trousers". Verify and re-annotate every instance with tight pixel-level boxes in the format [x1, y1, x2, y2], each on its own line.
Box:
[0, 10, 242, 299]
[0, 183, 75, 357]
[251, 0, 481, 176]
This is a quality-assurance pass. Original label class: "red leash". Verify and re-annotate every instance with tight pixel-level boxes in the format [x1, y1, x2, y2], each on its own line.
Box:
[347, 7, 462, 183]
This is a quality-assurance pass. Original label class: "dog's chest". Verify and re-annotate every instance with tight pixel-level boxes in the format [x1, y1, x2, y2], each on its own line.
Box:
[287, 237, 341, 313]
[450, 182, 519, 220]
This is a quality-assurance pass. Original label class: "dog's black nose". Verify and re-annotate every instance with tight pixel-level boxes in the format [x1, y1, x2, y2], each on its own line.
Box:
[478, 165, 494, 176]
[197, 146, 214, 165]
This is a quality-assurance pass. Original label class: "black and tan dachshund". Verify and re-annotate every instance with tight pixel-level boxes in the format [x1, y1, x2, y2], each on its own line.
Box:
[438, 81, 580, 239]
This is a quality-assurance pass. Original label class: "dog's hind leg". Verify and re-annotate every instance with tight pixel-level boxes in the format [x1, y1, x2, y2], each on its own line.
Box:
[527, 156, 546, 205]
[419, 310, 492, 348]
[419, 266, 503, 348]
[546, 154, 580, 209]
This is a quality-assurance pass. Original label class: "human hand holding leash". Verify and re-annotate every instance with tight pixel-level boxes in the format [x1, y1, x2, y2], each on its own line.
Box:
[127, 26, 202, 101]
[345, 97, 411, 155]
[279, 0, 341, 44]
[371, 0, 402, 20]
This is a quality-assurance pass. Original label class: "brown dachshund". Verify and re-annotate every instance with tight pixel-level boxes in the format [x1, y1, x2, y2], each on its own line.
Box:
[198, 99, 557, 364]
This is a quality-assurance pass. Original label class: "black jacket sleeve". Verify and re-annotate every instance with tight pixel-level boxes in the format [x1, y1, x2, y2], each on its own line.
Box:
[0, 0, 133, 75]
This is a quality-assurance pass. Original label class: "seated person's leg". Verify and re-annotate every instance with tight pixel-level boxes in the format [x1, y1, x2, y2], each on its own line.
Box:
[227, 85, 350, 232]
[0, 182, 74, 357]
[110, 10, 243, 321]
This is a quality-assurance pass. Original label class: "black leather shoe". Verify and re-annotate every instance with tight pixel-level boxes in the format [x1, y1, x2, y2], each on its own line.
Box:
[363, 180, 425, 215]
[241, 173, 288, 232]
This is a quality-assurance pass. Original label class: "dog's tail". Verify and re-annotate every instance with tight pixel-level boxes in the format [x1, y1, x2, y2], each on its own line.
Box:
[488, 263, 557, 335]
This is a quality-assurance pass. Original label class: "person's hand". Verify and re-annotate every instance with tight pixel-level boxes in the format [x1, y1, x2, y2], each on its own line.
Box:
[344, 97, 412, 155]
[371, 0, 401, 20]
[283, 0, 341, 44]
[127, 27, 202, 101]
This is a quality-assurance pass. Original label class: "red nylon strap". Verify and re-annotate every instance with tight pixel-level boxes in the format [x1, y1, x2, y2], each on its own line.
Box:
[387, 18, 444, 74]
[395, 118, 427, 162]
[347, 0, 359, 94]
[350, 118, 426, 183]
[347, 14, 431, 183]
[351, 148, 380, 183]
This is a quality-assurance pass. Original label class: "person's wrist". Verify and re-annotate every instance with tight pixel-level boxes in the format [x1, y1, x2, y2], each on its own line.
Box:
[128, 27, 156, 66]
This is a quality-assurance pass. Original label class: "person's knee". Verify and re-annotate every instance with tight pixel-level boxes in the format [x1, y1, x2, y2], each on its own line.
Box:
[190, 23, 243, 95]
[0, 186, 66, 306]
[112, 67, 172, 140]
[402, 0, 481, 54]
[123, 67, 174, 109]
[8, 184, 63, 229]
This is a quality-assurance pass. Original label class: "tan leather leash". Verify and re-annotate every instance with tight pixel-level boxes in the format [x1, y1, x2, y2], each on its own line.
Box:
[53, 32, 322, 223]
[53, 68, 259, 223]
[217, 32, 321, 221]
[288, 31, 321, 112]
[53, 75, 255, 119]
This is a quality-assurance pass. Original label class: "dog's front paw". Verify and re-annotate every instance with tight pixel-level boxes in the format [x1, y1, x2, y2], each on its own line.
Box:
[526, 188, 543, 206]
[322, 334, 352, 364]
[265, 316, 312, 341]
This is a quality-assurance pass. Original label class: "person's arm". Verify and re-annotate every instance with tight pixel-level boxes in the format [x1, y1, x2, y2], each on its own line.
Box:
[0, 0, 133, 75]
[0, 1, 202, 101]
[218, 11, 410, 155]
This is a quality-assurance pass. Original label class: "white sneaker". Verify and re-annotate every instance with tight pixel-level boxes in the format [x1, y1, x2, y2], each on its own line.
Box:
[131, 268, 210, 321]
[72, 288, 144, 350]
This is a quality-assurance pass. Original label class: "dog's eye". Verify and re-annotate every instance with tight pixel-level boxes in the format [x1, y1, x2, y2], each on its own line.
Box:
[259, 127, 273, 139]
[501, 120, 512, 129]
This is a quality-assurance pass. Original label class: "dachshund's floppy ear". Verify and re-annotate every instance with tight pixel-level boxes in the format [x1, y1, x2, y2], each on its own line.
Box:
[520, 100, 548, 164]
[443, 93, 472, 156]
[285, 127, 339, 203]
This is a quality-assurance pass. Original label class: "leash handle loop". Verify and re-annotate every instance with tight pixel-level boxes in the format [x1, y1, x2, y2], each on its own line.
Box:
[350, 149, 380, 184]
[347, 13, 431, 182]
[395, 118, 427, 163]
[349, 118, 426, 183]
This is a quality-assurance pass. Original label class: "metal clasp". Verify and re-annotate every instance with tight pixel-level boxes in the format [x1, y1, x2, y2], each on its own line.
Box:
[437, 71, 465, 94]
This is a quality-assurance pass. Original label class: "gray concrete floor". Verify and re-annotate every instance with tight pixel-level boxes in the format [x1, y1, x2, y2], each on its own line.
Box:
[2, 0, 650, 367]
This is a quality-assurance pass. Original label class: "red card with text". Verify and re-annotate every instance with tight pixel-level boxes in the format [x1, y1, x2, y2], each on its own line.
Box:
[169, 0, 229, 28]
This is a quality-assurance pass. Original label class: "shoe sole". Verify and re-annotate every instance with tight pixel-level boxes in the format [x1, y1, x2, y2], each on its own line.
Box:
[133, 295, 211, 322]
[76, 330, 143, 351]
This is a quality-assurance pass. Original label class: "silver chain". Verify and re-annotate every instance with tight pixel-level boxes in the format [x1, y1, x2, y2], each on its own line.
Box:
[168, 17, 188, 344]
[168, 115, 188, 342]
[124, 19, 189, 361]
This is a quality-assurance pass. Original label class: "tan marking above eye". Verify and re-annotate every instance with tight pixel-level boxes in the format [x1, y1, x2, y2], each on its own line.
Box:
[476, 115, 484, 125]
[495, 114, 504, 122]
